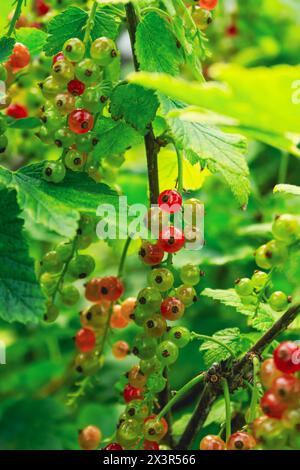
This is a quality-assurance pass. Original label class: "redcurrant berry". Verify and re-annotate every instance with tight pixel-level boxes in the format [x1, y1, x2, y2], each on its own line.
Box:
[158, 226, 185, 253]
[78, 425, 101, 451]
[39, 76, 60, 99]
[161, 297, 185, 321]
[9, 43, 30, 69]
[116, 419, 140, 449]
[144, 314, 167, 338]
[60, 284, 80, 306]
[273, 341, 300, 374]
[97, 276, 124, 301]
[146, 372, 166, 393]
[139, 357, 162, 376]
[255, 244, 272, 270]
[251, 270, 268, 290]
[158, 189, 182, 213]
[200, 435, 226, 450]
[269, 291, 290, 312]
[52, 59, 74, 84]
[132, 335, 157, 360]
[103, 443, 123, 450]
[112, 340, 130, 360]
[85, 278, 102, 303]
[143, 416, 168, 442]
[139, 241, 164, 265]
[121, 298, 136, 321]
[166, 326, 191, 348]
[68, 109, 94, 134]
[64, 150, 87, 172]
[75, 328, 96, 353]
[110, 304, 129, 329]
[148, 268, 174, 292]
[63, 38, 85, 62]
[90, 37, 117, 66]
[44, 302, 59, 323]
[75, 350, 102, 375]
[6, 103, 28, 119]
[54, 93, 75, 115]
[176, 285, 197, 306]
[128, 365, 147, 389]
[123, 384, 144, 403]
[137, 287, 162, 314]
[54, 127, 74, 148]
[125, 400, 149, 421]
[227, 432, 256, 450]
[235, 278, 254, 296]
[260, 358, 282, 389]
[156, 340, 179, 366]
[144, 440, 159, 450]
[52, 51, 64, 65]
[35, 0, 50, 16]
[67, 79, 85, 96]
[68, 254, 95, 279]
[180, 264, 201, 286]
[271, 374, 300, 403]
[41, 250, 63, 273]
[75, 58, 101, 85]
[260, 390, 288, 419]
[199, 0, 218, 11]
[272, 214, 299, 244]
[80, 303, 110, 329]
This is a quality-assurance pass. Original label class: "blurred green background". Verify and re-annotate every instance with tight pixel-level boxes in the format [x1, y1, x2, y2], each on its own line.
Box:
[0, 0, 300, 450]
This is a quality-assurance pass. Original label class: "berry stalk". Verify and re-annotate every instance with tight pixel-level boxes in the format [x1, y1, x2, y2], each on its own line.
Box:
[7, 0, 25, 37]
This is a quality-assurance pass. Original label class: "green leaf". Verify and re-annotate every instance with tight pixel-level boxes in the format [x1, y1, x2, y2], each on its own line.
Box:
[202, 288, 276, 332]
[204, 398, 232, 427]
[172, 414, 192, 437]
[0, 36, 15, 62]
[199, 328, 252, 367]
[44, 6, 119, 56]
[0, 189, 45, 324]
[135, 12, 183, 75]
[110, 83, 159, 135]
[128, 65, 300, 156]
[16, 28, 47, 55]
[159, 95, 250, 205]
[92, 116, 142, 158]
[273, 184, 300, 196]
[0, 163, 118, 239]
[7, 117, 41, 130]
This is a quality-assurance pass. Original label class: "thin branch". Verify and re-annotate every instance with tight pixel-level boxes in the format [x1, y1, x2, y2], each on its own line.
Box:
[177, 303, 300, 449]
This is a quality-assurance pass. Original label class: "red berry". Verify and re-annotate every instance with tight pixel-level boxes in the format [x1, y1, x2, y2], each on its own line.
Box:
[139, 241, 164, 266]
[273, 341, 300, 374]
[227, 24, 238, 36]
[158, 226, 185, 253]
[104, 443, 123, 450]
[78, 425, 101, 451]
[6, 103, 28, 119]
[271, 374, 300, 403]
[68, 79, 85, 97]
[158, 189, 182, 213]
[85, 278, 103, 302]
[35, 0, 50, 16]
[200, 435, 226, 450]
[144, 440, 159, 450]
[144, 415, 168, 437]
[227, 432, 256, 450]
[260, 390, 288, 419]
[52, 51, 65, 65]
[260, 358, 282, 389]
[199, 0, 218, 11]
[9, 43, 30, 69]
[123, 384, 143, 403]
[112, 340, 130, 360]
[110, 305, 129, 329]
[97, 276, 124, 301]
[68, 109, 94, 134]
[75, 327, 96, 353]
[161, 297, 185, 321]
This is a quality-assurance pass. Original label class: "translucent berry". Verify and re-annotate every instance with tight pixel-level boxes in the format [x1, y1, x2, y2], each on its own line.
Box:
[75, 58, 101, 85]
[139, 241, 164, 265]
[158, 226, 185, 253]
[54, 92, 75, 114]
[272, 214, 299, 244]
[42, 161, 66, 183]
[112, 340, 129, 360]
[132, 334, 157, 360]
[199, 0, 218, 11]
[269, 291, 290, 312]
[67, 79, 85, 96]
[64, 150, 86, 171]
[143, 416, 168, 442]
[166, 326, 191, 348]
[260, 390, 288, 419]
[85, 278, 102, 302]
[116, 419, 140, 448]
[128, 365, 147, 389]
[52, 51, 64, 65]
[273, 341, 300, 374]
[271, 374, 300, 403]
[80, 303, 110, 329]
[139, 357, 162, 376]
[121, 297, 136, 321]
[68, 109, 94, 134]
[144, 440, 159, 450]
[144, 314, 167, 338]
[200, 435, 226, 450]
[176, 285, 197, 306]
[251, 270, 268, 290]
[39, 76, 60, 99]
[235, 278, 254, 296]
[52, 59, 74, 84]
[75, 350, 102, 375]
[63, 38, 85, 62]
[78, 425, 101, 450]
[156, 340, 179, 366]
[54, 127, 74, 148]
[137, 287, 162, 314]
[75, 327, 96, 353]
[148, 268, 174, 292]
[180, 264, 201, 286]
[123, 384, 143, 403]
[260, 358, 282, 389]
[9, 43, 30, 69]
[125, 400, 149, 421]
[40, 272, 57, 296]
[68, 254, 95, 279]
[161, 297, 185, 321]
[90, 37, 117, 66]
[97, 276, 124, 301]
[103, 443, 123, 450]
[60, 284, 80, 306]
[227, 432, 256, 450]
[158, 189, 182, 213]
[41, 250, 63, 273]
[255, 244, 272, 270]
[147, 372, 166, 393]
[44, 302, 59, 323]
[110, 304, 129, 329]
[6, 103, 28, 119]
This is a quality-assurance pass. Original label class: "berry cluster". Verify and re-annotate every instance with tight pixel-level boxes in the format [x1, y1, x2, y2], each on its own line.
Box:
[41, 213, 96, 323]
[200, 432, 256, 451]
[39, 36, 118, 183]
[234, 214, 299, 311]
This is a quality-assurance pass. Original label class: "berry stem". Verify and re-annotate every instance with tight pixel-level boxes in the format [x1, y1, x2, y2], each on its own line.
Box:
[50, 237, 77, 304]
[190, 332, 237, 359]
[246, 355, 260, 423]
[117, 236, 132, 278]
[83, 0, 98, 46]
[175, 145, 183, 193]
[157, 373, 204, 420]
[221, 378, 231, 443]
[7, 0, 24, 37]
[278, 151, 289, 184]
